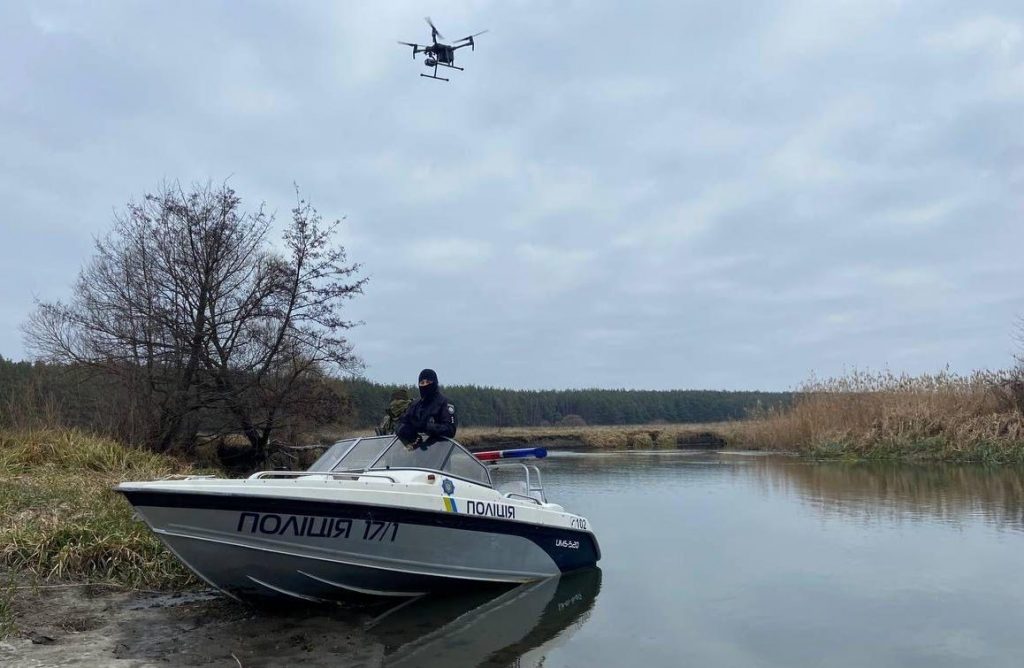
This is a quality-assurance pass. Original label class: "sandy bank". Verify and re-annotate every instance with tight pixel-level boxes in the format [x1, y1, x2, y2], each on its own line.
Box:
[0, 583, 379, 667]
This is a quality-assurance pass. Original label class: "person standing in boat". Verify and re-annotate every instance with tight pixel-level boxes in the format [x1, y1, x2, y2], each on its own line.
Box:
[375, 388, 412, 436]
[396, 369, 457, 448]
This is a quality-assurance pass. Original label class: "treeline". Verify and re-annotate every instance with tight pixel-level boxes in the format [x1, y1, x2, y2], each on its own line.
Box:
[0, 358, 109, 429]
[337, 378, 792, 428]
[0, 358, 791, 434]
[0, 357, 345, 442]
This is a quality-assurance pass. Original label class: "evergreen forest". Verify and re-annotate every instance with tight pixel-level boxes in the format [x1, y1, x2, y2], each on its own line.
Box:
[337, 378, 791, 428]
[0, 357, 791, 434]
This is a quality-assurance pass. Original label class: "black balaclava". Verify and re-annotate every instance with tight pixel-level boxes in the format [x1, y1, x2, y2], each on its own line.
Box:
[418, 368, 439, 401]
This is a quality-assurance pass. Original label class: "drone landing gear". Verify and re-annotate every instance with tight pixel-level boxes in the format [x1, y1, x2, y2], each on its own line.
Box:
[421, 62, 449, 81]
[420, 62, 463, 82]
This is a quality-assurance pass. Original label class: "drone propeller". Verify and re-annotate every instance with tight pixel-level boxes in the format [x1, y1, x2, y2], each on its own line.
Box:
[455, 30, 489, 42]
[454, 29, 489, 50]
[424, 16, 444, 41]
[397, 41, 422, 58]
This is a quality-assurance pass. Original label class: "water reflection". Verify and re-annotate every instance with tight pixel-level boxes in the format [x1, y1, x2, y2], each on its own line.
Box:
[367, 568, 602, 667]
[740, 457, 1024, 532]
[544, 450, 1024, 532]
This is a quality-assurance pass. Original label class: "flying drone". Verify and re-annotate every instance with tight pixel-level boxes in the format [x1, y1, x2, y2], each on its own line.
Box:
[398, 17, 488, 82]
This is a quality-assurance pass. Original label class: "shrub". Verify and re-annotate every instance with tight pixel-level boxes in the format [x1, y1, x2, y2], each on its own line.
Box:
[559, 414, 587, 427]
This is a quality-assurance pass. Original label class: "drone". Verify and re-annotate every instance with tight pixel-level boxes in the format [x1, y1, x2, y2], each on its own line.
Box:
[398, 17, 488, 82]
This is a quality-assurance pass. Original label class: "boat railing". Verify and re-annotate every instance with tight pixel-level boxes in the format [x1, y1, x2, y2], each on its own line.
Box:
[248, 470, 398, 483]
[504, 492, 544, 505]
[486, 462, 547, 504]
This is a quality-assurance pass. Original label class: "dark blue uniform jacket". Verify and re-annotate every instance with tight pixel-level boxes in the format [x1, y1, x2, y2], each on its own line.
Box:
[396, 392, 457, 444]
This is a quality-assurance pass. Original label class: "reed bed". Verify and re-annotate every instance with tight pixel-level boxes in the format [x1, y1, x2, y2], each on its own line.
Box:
[732, 369, 1024, 463]
[456, 423, 728, 450]
[0, 428, 197, 592]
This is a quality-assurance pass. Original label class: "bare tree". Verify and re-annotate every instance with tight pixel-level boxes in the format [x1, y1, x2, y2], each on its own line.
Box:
[1010, 316, 1024, 412]
[199, 193, 366, 462]
[24, 182, 365, 453]
[1016, 315, 1024, 368]
[989, 316, 1024, 415]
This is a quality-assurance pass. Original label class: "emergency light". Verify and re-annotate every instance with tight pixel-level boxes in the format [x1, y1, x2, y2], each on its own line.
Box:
[473, 447, 548, 461]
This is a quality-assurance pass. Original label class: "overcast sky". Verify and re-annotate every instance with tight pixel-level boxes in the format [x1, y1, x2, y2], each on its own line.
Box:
[2, 1, 1022, 390]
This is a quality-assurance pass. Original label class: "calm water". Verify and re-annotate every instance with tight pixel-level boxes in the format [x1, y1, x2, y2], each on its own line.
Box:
[402, 450, 1024, 667]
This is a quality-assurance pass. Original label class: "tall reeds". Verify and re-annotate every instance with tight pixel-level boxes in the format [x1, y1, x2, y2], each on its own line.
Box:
[736, 368, 1024, 462]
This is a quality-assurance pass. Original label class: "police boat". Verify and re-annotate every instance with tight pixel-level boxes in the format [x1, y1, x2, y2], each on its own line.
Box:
[116, 435, 600, 602]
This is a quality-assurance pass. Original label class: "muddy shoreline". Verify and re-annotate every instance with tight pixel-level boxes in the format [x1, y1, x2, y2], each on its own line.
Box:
[0, 568, 601, 667]
[0, 583, 380, 667]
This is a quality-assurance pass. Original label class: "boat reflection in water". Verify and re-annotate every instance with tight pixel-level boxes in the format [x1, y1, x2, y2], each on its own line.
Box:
[367, 567, 602, 667]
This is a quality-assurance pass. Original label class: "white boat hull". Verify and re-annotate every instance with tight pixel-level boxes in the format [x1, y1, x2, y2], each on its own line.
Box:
[120, 488, 600, 601]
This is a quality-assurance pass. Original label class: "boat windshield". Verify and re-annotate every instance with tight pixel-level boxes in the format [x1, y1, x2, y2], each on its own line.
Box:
[306, 435, 491, 486]
[371, 439, 454, 471]
[306, 436, 396, 472]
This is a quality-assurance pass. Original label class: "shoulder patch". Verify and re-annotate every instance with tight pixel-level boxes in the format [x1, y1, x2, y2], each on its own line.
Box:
[448, 404, 456, 414]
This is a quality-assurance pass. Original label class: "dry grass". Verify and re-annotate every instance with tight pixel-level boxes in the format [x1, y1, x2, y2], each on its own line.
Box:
[457, 423, 729, 450]
[0, 578, 13, 638]
[732, 369, 1024, 463]
[0, 428, 198, 593]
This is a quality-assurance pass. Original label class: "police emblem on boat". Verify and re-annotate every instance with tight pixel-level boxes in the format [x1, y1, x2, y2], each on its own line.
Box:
[442, 478, 455, 495]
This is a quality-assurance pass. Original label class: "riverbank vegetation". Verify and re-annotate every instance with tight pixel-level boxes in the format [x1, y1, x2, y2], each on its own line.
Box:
[733, 369, 1024, 463]
[453, 368, 1024, 463]
[6, 363, 1022, 466]
[457, 423, 728, 450]
[0, 428, 196, 591]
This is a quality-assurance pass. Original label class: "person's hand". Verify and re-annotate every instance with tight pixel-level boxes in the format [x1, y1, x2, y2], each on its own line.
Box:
[404, 436, 422, 451]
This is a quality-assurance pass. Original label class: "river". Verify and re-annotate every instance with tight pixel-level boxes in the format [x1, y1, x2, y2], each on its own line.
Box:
[523, 450, 1024, 667]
